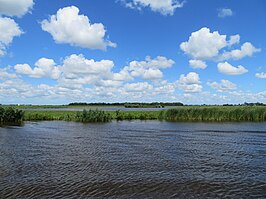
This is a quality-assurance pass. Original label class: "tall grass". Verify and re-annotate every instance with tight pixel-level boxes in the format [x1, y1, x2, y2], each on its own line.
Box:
[76, 109, 111, 122]
[22, 106, 266, 122]
[0, 107, 24, 124]
[161, 107, 266, 122]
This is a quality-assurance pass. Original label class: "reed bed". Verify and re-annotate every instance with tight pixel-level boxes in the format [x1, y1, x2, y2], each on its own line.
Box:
[19, 106, 266, 123]
[160, 106, 266, 122]
[76, 109, 112, 122]
[0, 107, 24, 124]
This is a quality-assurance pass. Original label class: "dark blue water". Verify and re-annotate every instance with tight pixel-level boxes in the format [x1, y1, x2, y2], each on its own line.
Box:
[1, 121, 266, 198]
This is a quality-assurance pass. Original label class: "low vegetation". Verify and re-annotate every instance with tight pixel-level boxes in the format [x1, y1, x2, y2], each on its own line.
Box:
[0, 107, 24, 125]
[2, 105, 266, 125]
[76, 109, 112, 122]
[160, 106, 266, 122]
[23, 109, 160, 122]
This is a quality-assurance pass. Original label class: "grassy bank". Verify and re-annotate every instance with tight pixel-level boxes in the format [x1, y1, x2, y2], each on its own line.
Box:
[21, 106, 266, 122]
[160, 106, 266, 122]
[23, 109, 160, 121]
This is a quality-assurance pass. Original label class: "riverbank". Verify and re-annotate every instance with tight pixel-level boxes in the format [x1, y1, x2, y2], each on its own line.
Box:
[22, 106, 266, 122]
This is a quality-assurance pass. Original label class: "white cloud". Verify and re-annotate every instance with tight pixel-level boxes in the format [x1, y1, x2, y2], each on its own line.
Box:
[0, 68, 17, 80]
[113, 68, 133, 81]
[121, 0, 185, 16]
[228, 34, 240, 46]
[179, 72, 201, 84]
[0, 17, 23, 56]
[0, 0, 34, 17]
[57, 54, 115, 88]
[180, 27, 260, 70]
[61, 54, 114, 78]
[180, 27, 227, 60]
[218, 8, 233, 18]
[14, 58, 60, 79]
[220, 42, 261, 61]
[125, 56, 175, 80]
[217, 62, 248, 75]
[124, 82, 153, 92]
[143, 68, 163, 79]
[207, 79, 237, 92]
[41, 6, 116, 50]
[189, 59, 207, 69]
[176, 72, 202, 93]
[255, 72, 266, 79]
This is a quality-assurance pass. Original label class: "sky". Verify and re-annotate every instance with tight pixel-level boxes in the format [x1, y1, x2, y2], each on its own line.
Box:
[0, 0, 265, 105]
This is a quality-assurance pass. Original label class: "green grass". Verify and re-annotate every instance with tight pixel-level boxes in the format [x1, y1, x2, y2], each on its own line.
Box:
[14, 106, 266, 123]
[0, 107, 24, 125]
[23, 110, 76, 121]
[160, 106, 266, 122]
[23, 109, 161, 121]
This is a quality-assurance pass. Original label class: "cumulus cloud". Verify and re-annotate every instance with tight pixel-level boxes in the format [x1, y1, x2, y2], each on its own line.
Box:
[176, 72, 202, 93]
[0, 0, 34, 17]
[228, 34, 240, 47]
[124, 82, 153, 92]
[189, 59, 207, 69]
[218, 8, 233, 18]
[122, 56, 175, 80]
[219, 42, 261, 61]
[180, 27, 260, 70]
[61, 54, 114, 78]
[255, 72, 266, 79]
[0, 68, 17, 80]
[113, 68, 133, 81]
[41, 6, 116, 50]
[120, 0, 185, 16]
[217, 62, 248, 75]
[14, 58, 61, 79]
[180, 27, 227, 60]
[207, 79, 237, 92]
[57, 54, 115, 88]
[0, 17, 23, 56]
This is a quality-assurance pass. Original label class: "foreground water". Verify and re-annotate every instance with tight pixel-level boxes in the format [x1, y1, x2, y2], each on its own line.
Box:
[0, 121, 266, 198]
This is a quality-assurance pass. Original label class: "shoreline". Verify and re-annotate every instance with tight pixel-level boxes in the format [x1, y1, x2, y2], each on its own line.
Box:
[23, 106, 266, 122]
[1, 106, 266, 124]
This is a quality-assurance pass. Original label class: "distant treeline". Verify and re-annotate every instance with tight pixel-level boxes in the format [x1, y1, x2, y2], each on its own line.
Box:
[68, 102, 184, 107]
[0, 107, 24, 125]
[223, 102, 266, 106]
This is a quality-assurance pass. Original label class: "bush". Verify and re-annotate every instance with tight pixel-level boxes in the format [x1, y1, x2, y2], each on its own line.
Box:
[75, 109, 112, 122]
[0, 107, 24, 124]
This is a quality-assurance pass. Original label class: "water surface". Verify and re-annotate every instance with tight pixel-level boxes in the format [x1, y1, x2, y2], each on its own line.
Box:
[1, 121, 266, 198]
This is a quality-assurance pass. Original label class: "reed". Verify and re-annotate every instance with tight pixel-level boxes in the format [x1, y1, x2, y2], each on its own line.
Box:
[21, 106, 266, 122]
[161, 106, 266, 122]
[75, 109, 112, 122]
[0, 107, 24, 124]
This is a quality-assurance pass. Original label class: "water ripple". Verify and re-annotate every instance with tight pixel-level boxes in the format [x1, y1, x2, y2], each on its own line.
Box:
[1, 121, 266, 198]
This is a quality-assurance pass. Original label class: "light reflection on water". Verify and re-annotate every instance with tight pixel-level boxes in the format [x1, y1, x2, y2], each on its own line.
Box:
[0, 121, 266, 198]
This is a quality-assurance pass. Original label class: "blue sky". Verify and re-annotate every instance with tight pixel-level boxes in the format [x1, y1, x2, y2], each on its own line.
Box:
[0, 0, 265, 104]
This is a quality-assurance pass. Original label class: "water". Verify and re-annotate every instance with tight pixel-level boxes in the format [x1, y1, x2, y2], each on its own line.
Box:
[1, 121, 266, 198]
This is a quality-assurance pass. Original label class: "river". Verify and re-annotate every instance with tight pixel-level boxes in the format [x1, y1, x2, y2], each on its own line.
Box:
[1, 121, 266, 198]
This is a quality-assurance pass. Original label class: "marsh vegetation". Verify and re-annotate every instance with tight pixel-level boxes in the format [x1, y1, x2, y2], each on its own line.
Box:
[160, 106, 266, 122]
[0, 107, 24, 125]
[21, 106, 266, 122]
